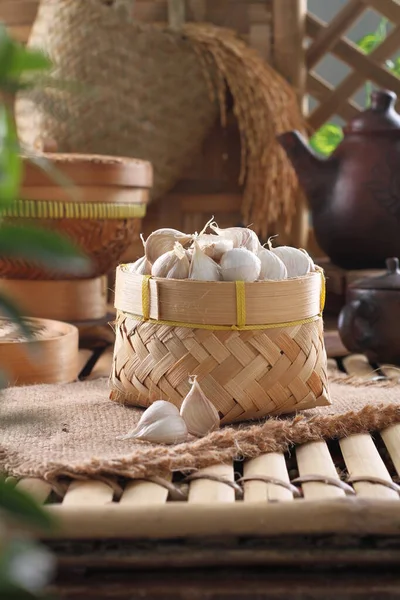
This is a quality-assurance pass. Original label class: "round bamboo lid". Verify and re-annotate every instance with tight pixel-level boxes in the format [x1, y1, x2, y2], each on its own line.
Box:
[22, 153, 153, 189]
[0, 317, 79, 386]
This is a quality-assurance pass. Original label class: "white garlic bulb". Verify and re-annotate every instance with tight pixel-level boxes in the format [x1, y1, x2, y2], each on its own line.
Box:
[189, 241, 221, 281]
[210, 223, 260, 254]
[180, 377, 220, 437]
[117, 400, 188, 444]
[258, 248, 287, 281]
[196, 234, 234, 261]
[151, 242, 190, 279]
[145, 228, 193, 265]
[268, 242, 312, 278]
[220, 248, 261, 282]
[125, 255, 152, 275]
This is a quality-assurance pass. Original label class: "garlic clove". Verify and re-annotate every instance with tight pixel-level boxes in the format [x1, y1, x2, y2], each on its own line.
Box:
[189, 241, 222, 281]
[258, 248, 287, 280]
[210, 223, 260, 254]
[151, 242, 190, 279]
[268, 242, 312, 278]
[180, 376, 220, 437]
[196, 234, 234, 261]
[119, 415, 188, 444]
[145, 228, 194, 265]
[220, 248, 261, 282]
[117, 400, 188, 444]
[125, 255, 152, 275]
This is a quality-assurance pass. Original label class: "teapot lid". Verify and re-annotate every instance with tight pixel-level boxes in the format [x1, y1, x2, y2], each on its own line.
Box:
[344, 90, 400, 134]
[350, 258, 400, 290]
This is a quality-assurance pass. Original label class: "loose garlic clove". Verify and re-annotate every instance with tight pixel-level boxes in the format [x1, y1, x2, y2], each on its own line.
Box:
[258, 248, 287, 280]
[117, 400, 188, 444]
[145, 228, 194, 265]
[268, 241, 312, 278]
[180, 376, 220, 437]
[220, 248, 261, 282]
[189, 241, 221, 281]
[151, 242, 190, 279]
[125, 255, 152, 275]
[196, 234, 234, 261]
[210, 223, 260, 254]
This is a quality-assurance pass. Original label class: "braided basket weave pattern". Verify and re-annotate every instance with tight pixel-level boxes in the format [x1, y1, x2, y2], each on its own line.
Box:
[110, 270, 330, 423]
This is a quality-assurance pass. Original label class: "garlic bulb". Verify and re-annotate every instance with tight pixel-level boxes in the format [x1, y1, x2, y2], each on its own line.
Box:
[118, 400, 188, 444]
[220, 248, 261, 282]
[210, 223, 260, 254]
[268, 241, 312, 278]
[151, 242, 190, 279]
[258, 248, 287, 280]
[189, 241, 221, 281]
[145, 228, 193, 265]
[180, 376, 220, 437]
[125, 255, 151, 275]
[196, 234, 233, 261]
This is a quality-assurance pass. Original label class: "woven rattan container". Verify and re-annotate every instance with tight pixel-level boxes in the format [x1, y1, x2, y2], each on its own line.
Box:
[0, 153, 152, 280]
[110, 267, 330, 423]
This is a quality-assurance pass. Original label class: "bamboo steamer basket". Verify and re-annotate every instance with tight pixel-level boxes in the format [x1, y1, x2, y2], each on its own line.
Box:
[0, 276, 108, 321]
[0, 317, 79, 386]
[110, 267, 330, 423]
[0, 153, 152, 280]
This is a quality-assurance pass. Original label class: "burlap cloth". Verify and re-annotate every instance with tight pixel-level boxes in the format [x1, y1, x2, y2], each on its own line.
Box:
[1, 370, 400, 485]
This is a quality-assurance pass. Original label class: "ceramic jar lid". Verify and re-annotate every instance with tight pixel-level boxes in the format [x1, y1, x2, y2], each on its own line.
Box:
[344, 90, 400, 134]
[22, 153, 153, 189]
[350, 257, 400, 290]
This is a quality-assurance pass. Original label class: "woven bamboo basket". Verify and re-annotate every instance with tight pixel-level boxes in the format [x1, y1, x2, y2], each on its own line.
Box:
[110, 267, 330, 423]
[0, 153, 152, 280]
[0, 316, 79, 385]
[15, 0, 217, 202]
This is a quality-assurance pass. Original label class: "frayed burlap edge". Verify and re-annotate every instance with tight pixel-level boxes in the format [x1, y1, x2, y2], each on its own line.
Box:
[2, 403, 399, 489]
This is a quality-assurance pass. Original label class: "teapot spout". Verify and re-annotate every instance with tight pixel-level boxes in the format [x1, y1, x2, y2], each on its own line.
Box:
[277, 130, 338, 213]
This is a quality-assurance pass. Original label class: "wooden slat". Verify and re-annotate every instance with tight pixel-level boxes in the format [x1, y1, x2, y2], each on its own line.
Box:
[120, 479, 170, 505]
[62, 480, 114, 506]
[363, 0, 400, 25]
[308, 24, 400, 130]
[381, 423, 400, 476]
[306, 0, 365, 68]
[243, 453, 293, 502]
[307, 13, 400, 98]
[340, 434, 398, 499]
[188, 464, 235, 503]
[296, 441, 345, 499]
[16, 478, 52, 504]
[307, 71, 361, 123]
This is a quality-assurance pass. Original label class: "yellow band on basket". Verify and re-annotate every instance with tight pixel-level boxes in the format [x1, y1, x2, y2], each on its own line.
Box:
[235, 281, 246, 328]
[142, 275, 151, 320]
[130, 269, 326, 331]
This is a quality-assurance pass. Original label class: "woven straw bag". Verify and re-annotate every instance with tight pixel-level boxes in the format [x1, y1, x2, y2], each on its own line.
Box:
[15, 0, 217, 201]
[110, 268, 330, 424]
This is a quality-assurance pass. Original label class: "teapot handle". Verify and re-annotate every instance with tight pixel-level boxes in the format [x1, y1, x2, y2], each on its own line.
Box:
[338, 299, 375, 353]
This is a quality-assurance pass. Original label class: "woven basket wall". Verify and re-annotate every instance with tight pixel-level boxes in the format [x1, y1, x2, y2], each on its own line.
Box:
[110, 268, 330, 423]
[15, 0, 217, 202]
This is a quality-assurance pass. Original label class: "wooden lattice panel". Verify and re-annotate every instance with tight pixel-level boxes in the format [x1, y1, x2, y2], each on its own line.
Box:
[306, 0, 400, 130]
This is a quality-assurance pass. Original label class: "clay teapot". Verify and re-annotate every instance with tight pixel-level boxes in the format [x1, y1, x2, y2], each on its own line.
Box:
[338, 257, 400, 365]
[278, 90, 400, 270]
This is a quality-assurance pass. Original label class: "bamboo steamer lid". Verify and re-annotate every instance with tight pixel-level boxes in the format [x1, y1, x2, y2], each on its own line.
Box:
[0, 317, 79, 386]
[22, 153, 153, 189]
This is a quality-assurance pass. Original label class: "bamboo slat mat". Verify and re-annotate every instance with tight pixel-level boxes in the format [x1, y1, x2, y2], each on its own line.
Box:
[4, 343, 400, 564]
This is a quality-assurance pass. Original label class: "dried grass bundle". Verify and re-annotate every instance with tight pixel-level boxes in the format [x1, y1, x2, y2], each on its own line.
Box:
[183, 24, 306, 236]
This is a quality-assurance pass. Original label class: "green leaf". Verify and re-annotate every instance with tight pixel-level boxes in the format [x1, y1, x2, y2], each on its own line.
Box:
[309, 123, 343, 156]
[0, 224, 90, 275]
[7, 46, 52, 78]
[0, 480, 53, 531]
[357, 32, 382, 54]
[388, 56, 400, 77]
[0, 107, 22, 206]
[0, 293, 32, 340]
